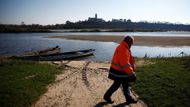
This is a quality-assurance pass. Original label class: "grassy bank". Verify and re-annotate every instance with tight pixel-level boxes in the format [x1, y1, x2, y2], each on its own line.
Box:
[0, 58, 61, 107]
[134, 56, 190, 107]
[1, 57, 190, 107]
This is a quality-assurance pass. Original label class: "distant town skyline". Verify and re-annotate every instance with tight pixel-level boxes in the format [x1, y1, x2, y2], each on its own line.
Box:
[0, 0, 189, 25]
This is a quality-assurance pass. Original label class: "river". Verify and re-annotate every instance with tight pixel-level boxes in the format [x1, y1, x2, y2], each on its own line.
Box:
[0, 32, 190, 61]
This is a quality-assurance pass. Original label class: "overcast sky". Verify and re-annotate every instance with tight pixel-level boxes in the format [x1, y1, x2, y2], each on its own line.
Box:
[0, 0, 189, 25]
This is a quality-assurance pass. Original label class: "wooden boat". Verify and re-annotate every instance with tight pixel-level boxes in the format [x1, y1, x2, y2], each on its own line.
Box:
[15, 49, 95, 61]
[18, 46, 61, 57]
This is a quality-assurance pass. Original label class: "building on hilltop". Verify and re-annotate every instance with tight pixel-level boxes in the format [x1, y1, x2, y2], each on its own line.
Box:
[95, 13, 97, 19]
[88, 13, 105, 23]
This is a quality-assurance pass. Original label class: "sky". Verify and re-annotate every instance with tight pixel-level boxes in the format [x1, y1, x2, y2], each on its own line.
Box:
[0, 0, 189, 25]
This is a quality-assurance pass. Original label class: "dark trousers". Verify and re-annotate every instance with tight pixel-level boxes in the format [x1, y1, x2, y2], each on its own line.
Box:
[104, 80, 132, 101]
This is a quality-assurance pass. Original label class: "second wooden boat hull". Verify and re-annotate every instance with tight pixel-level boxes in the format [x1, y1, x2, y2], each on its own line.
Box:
[16, 49, 95, 61]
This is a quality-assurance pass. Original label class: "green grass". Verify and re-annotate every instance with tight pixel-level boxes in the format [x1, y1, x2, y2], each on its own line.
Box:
[0, 59, 61, 107]
[134, 57, 190, 107]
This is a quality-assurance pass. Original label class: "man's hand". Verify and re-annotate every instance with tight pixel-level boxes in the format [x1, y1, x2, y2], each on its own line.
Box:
[128, 72, 136, 82]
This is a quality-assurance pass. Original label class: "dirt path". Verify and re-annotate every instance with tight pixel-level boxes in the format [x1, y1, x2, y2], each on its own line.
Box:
[33, 61, 147, 107]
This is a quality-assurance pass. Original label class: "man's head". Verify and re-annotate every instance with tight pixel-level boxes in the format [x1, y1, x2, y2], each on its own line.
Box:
[124, 36, 134, 48]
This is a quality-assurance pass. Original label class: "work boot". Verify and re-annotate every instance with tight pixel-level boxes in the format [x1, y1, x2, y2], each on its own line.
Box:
[103, 95, 114, 104]
[126, 98, 137, 105]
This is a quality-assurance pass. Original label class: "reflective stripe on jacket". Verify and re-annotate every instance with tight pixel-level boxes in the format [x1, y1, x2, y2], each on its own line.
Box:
[110, 41, 135, 76]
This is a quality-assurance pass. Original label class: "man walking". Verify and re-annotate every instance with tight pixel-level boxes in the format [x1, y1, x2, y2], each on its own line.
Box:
[104, 36, 137, 104]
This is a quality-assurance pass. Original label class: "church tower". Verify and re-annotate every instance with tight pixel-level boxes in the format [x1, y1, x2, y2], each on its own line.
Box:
[95, 13, 97, 19]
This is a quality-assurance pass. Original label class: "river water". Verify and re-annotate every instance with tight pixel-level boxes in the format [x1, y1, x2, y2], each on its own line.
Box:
[0, 32, 190, 61]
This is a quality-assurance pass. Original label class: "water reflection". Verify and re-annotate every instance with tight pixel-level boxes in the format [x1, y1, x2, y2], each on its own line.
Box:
[132, 46, 190, 58]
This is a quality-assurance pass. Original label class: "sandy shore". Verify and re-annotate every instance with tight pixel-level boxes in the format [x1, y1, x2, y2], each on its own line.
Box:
[49, 35, 190, 46]
[33, 60, 149, 107]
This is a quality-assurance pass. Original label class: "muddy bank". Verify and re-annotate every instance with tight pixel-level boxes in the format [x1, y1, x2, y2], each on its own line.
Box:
[49, 35, 190, 46]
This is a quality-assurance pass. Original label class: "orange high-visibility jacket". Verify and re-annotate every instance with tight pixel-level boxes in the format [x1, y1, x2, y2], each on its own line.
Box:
[111, 41, 135, 76]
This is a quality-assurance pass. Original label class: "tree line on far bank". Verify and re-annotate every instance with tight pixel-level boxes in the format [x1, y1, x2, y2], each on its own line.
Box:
[1, 20, 190, 33]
